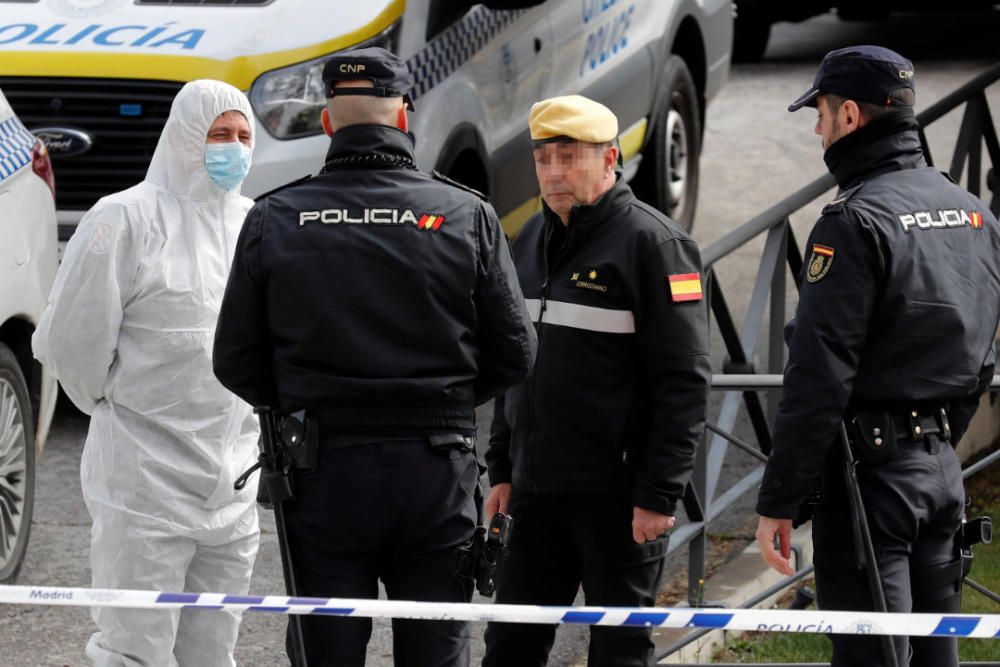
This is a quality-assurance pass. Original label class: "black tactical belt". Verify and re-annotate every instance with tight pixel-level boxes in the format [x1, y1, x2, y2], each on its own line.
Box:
[892, 408, 951, 441]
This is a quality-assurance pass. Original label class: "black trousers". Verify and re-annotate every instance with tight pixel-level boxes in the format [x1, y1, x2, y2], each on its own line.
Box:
[812, 434, 965, 667]
[483, 492, 669, 667]
[282, 440, 479, 667]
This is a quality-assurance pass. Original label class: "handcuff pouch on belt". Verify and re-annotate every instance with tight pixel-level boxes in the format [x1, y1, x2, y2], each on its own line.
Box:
[849, 409, 898, 465]
[279, 410, 319, 472]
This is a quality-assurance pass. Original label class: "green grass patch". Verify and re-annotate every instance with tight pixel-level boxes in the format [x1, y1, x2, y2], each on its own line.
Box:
[713, 448, 1000, 663]
[958, 455, 1000, 663]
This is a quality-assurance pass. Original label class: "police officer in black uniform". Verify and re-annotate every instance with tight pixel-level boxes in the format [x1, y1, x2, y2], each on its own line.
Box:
[755, 46, 1000, 667]
[483, 95, 711, 667]
[213, 47, 536, 667]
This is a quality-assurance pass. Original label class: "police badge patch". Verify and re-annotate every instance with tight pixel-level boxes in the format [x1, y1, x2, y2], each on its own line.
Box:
[806, 243, 834, 283]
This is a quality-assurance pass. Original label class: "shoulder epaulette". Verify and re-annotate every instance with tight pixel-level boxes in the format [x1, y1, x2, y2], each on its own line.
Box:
[431, 170, 490, 202]
[253, 174, 313, 203]
[821, 181, 864, 215]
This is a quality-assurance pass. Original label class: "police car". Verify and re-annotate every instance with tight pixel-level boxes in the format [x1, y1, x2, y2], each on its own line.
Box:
[0, 86, 58, 582]
[0, 0, 731, 245]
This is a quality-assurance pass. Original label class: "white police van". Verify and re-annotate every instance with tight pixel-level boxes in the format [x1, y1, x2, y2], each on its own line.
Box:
[0, 0, 731, 243]
[0, 85, 58, 582]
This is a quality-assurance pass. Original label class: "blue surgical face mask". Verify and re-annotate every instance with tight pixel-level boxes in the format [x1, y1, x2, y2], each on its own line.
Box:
[204, 141, 251, 191]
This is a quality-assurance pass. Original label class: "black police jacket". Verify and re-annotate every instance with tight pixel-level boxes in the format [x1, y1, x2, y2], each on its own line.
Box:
[486, 179, 711, 515]
[213, 124, 536, 435]
[757, 112, 1000, 519]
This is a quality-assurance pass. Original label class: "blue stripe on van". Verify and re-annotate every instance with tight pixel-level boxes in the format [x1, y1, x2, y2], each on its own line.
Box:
[0, 115, 36, 184]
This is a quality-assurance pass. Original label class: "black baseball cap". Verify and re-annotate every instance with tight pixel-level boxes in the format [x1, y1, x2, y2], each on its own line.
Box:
[322, 46, 414, 110]
[788, 45, 915, 112]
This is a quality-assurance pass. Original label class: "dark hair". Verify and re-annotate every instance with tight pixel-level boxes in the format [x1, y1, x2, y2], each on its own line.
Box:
[822, 93, 896, 123]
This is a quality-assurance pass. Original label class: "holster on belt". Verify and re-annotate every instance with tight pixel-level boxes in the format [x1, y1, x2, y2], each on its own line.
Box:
[849, 409, 898, 465]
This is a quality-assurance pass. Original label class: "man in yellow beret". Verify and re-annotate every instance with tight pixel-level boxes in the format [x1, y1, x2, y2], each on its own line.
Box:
[484, 95, 711, 666]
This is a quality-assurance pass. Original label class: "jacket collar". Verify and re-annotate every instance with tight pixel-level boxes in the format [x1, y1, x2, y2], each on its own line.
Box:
[541, 176, 634, 234]
[323, 124, 416, 165]
[823, 109, 925, 189]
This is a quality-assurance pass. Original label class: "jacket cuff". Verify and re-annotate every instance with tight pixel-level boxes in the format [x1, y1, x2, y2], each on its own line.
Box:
[487, 460, 512, 486]
[755, 495, 799, 520]
[757, 466, 805, 519]
[632, 488, 677, 516]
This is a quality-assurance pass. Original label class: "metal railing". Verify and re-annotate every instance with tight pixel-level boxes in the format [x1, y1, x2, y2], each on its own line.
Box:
[656, 61, 1000, 663]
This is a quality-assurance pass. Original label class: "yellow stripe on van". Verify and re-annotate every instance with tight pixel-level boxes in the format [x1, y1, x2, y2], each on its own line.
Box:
[0, 0, 405, 90]
[500, 195, 542, 237]
[619, 118, 647, 162]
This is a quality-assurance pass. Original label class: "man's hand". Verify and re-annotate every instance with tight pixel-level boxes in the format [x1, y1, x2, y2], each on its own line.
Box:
[755, 515, 795, 576]
[485, 483, 512, 520]
[632, 507, 675, 544]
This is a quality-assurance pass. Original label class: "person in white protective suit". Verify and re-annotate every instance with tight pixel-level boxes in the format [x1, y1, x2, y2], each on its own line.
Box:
[32, 80, 261, 667]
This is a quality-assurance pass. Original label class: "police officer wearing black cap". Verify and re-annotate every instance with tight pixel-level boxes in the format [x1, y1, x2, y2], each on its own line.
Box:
[755, 46, 1000, 667]
[213, 46, 536, 666]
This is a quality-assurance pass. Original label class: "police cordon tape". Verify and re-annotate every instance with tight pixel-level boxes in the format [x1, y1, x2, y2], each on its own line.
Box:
[3, 585, 1000, 639]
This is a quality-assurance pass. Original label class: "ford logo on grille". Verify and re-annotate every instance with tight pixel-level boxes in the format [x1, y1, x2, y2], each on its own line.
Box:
[32, 127, 93, 158]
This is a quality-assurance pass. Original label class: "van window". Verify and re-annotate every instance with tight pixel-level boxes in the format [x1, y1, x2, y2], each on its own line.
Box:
[426, 0, 472, 41]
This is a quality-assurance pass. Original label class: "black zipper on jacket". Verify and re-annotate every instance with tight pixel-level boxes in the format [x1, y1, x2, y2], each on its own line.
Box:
[526, 219, 574, 491]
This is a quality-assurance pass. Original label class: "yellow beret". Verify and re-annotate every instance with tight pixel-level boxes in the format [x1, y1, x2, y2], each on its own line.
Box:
[529, 95, 618, 144]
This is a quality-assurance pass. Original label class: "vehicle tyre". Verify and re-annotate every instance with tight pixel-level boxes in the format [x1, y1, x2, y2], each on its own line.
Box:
[0, 342, 35, 583]
[634, 55, 701, 232]
[732, 1, 771, 63]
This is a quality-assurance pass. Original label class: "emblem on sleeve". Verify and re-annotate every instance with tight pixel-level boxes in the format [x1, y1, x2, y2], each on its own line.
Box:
[806, 244, 834, 283]
[667, 273, 703, 302]
[88, 223, 116, 255]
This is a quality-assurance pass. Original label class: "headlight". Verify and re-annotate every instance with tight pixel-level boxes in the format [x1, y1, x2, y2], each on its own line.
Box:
[250, 21, 401, 140]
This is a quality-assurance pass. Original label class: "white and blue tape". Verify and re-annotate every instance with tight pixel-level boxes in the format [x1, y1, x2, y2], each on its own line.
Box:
[0, 115, 36, 184]
[3, 585, 999, 639]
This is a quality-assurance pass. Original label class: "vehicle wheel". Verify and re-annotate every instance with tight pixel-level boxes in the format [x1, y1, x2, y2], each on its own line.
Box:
[0, 342, 35, 583]
[732, 1, 771, 63]
[634, 55, 701, 232]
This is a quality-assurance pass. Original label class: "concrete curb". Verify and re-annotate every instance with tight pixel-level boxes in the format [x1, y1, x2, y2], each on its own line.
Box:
[648, 527, 814, 664]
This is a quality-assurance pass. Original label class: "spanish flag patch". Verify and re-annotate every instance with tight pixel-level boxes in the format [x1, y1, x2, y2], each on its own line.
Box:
[417, 214, 445, 231]
[667, 273, 703, 302]
[806, 243, 834, 283]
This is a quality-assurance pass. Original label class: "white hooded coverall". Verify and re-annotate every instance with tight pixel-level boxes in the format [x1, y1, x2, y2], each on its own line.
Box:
[33, 80, 260, 666]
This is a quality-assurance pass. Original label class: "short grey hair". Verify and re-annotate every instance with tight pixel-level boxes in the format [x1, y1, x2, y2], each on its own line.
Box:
[326, 81, 405, 132]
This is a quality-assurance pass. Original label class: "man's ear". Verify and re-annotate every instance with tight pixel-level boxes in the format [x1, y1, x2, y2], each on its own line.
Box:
[842, 99, 862, 131]
[321, 107, 334, 137]
[605, 145, 619, 173]
[396, 105, 409, 133]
